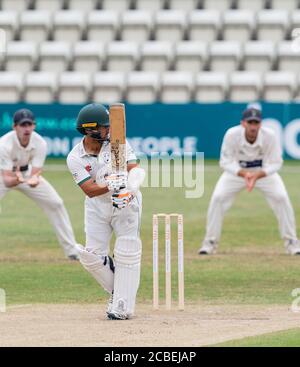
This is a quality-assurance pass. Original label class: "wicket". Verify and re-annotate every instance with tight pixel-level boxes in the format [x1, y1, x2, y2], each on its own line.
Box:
[152, 213, 184, 311]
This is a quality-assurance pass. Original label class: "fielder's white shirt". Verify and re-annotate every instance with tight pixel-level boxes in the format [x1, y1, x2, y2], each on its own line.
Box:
[0, 131, 47, 172]
[67, 138, 137, 197]
[220, 125, 283, 176]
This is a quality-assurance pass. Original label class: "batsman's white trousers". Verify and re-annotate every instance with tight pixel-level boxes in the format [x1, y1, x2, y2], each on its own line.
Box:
[84, 191, 142, 256]
[0, 176, 78, 257]
[205, 172, 297, 242]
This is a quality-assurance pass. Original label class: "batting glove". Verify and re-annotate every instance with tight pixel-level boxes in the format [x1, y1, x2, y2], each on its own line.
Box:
[111, 189, 133, 209]
[105, 172, 128, 192]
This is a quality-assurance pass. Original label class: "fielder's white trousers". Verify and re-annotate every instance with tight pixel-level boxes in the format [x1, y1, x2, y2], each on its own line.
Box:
[84, 192, 142, 256]
[204, 172, 297, 243]
[0, 177, 78, 257]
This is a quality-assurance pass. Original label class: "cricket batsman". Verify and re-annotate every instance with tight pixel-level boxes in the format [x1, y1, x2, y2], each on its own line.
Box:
[199, 107, 300, 256]
[67, 103, 145, 320]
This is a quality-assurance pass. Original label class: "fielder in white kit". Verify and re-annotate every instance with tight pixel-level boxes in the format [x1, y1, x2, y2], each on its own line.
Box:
[0, 109, 80, 260]
[199, 107, 300, 256]
[67, 103, 144, 320]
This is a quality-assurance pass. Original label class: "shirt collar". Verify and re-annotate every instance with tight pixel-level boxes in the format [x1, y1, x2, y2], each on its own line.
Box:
[79, 138, 88, 158]
[79, 138, 110, 158]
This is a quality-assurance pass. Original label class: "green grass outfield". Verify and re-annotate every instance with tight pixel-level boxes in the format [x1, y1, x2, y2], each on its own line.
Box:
[211, 328, 300, 347]
[0, 159, 300, 345]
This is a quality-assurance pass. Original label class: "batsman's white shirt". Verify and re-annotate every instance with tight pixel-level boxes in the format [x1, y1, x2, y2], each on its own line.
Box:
[204, 125, 297, 243]
[67, 138, 142, 255]
[0, 131, 79, 257]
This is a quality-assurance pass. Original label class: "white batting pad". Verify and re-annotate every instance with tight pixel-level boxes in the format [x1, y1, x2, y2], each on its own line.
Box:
[78, 246, 114, 293]
[112, 236, 142, 317]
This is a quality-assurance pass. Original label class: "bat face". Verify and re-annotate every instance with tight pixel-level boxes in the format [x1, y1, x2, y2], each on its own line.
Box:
[109, 103, 127, 173]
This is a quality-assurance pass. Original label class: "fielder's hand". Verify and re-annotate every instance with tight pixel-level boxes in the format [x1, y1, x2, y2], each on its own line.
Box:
[111, 189, 133, 209]
[27, 174, 40, 188]
[105, 172, 127, 192]
[15, 168, 25, 184]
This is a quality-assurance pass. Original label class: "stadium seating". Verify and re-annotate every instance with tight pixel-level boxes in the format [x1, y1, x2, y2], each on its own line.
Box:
[53, 11, 85, 43]
[72, 41, 105, 72]
[67, 0, 99, 11]
[243, 41, 276, 72]
[202, 0, 234, 11]
[24, 72, 57, 103]
[194, 72, 228, 102]
[101, 0, 132, 11]
[120, 11, 153, 42]
[35, 0, 64, 12]
[106, 41, 139, 72]
[174, 41, 207, 73]
[39, 41, 72, 72]
[256, 10, 289, 42]
[0, 72, 23, 103]
[5, 42, 37, 73]
[134, 0, 166, 11]
[140, 41, 174, 72]
[263, 71, 296, 101]
[20, 11, 52, 43]
[209, 41, 241, 72]
[126, 71, 160, 103]
[277, 42, 300, 73]
[154, 10, 187, 42]
[271, 0, 299, 11]
[291, 11, 300, 39]
[1, 0, 31, 12]
[229, 71, 262, 102]
[87, 11, 119, 43]
[222, 10, 255, 42]
[58, 72, 91, 103]
[188, 10, 221, 42]
[92, 72, 126, 103]
[0, 1, 299, 103]
[0, 12, 17, 44]
[160, 71, 193, 103]
[236, 0, 267, 11]
[168, 0, 199, 11]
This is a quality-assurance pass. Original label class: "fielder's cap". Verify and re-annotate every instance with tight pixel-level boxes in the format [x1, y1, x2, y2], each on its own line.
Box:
[13, 108, 35, 125]
[242, 107, 262, 122]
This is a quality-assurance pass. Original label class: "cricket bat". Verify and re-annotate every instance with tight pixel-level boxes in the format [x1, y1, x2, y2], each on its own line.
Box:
[109, 103, 127, 174]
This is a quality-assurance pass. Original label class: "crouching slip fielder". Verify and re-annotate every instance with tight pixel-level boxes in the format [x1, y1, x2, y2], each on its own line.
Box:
[67, 103, 145, 320]
[0, 109, 80, 260]
[199, 107, 300, 256]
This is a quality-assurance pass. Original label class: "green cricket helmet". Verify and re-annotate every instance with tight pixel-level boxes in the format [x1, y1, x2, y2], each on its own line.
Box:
[76, 103, 110, 142]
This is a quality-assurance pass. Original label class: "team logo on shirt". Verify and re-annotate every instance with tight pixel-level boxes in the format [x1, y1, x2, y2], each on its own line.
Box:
[85, 164, 92, 173]
[102, 151, 111, 164]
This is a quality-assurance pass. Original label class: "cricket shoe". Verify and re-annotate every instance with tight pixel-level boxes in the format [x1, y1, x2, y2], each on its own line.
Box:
[106, 292, 114, 315]
[67, 243, 83, 261]
[284, 239, 300, 255]
[68, 254, 79, 261]
[198, 240, 218, 255]
[106, 311, 129, 320]
[106, 298, 130, 320]
[67, 244, 82, 261]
